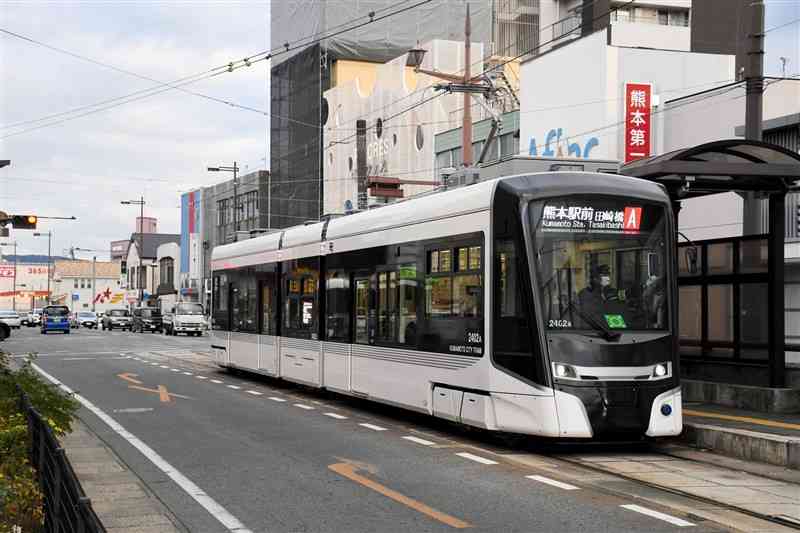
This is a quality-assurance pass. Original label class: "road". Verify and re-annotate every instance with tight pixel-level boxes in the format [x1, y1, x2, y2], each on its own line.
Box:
[3, 327, 768, 533]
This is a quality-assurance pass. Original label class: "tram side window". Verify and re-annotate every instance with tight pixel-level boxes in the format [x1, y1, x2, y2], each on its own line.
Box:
[212, 274, 230, 330]
[258, 267, 279, 335]
[326, 270, 350, 342]
[374, 264, 418, 345]
[492, 187, 546, 385]
[231, 269, 257, 333]
[282, 258, 319, 340]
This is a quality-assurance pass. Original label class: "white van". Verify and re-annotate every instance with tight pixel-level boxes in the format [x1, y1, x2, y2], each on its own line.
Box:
[163, 302, 205, 336]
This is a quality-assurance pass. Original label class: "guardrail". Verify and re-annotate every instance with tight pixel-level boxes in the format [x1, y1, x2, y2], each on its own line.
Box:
[17, 386, 106, 533]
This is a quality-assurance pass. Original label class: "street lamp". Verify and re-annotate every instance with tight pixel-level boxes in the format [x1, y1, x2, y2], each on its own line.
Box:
[0, 241, 18, 310]
[208, 162, 240, 241]
[121, 197, 146, 306]
[33, 231, 52, 304]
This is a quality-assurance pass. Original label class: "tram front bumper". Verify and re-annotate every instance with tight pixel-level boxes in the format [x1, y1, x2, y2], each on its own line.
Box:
[554, 383, 682, 438]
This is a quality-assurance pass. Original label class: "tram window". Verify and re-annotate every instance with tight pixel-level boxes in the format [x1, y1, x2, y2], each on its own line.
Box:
[453, 274, 481, 317]
[259, 271, 278, 335]
[426, 277, 452, 317]
[326, 270, 350, 342]
[232, 273, 257, 333]
[377, 272, 399, 342]
[354, 278, 370, 344]
[282, 258, 319, 340]
[398, 264, 418, 345]
[212, 274, 230, 331]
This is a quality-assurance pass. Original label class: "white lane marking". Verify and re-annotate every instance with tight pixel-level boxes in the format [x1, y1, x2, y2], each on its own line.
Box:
[294, 403, 315, 410]
[246, 390, 263, 396]
[160, 365, 169, 369]
[32, 363, 253, 533]
[210, 379, 223, 384]
[323, 412, 348, 419]
[150, 363, 159, 366]
[268, 397, 286, 402]
[359, 423, 387, 431]
[63, 357, 97, 361]
[171, 369, 180, 373]
[183, 372, 193, 376]
[113, 408, 154, 414]
[196, 376, 208, 380]
[526, 475, 579, 491]
[455, 452, 498, 465]
[402, 436, 436, 446]
[227, 385, 242, 390]
[620, 504, 695, 527]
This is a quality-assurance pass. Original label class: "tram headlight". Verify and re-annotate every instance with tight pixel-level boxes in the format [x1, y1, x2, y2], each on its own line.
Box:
[553, 363, 577, 379]
[653, 363, 669, 378]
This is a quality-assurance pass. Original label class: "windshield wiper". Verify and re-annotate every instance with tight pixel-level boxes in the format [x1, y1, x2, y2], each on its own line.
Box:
[562, 300, 621, 342]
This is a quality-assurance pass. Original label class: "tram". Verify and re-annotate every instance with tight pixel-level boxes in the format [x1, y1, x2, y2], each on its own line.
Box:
[210, 172, 682, 438]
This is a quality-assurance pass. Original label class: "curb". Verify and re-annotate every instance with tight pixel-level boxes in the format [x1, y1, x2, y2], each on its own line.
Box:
[682, 421, 800, 469]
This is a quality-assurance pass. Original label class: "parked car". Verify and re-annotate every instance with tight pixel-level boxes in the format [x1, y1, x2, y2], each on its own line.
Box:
[26, 308, 42, 327]
[41, 305, 70, 334]
[132, 307, 162, 333]
[0, 310, 21, 329]
[77, 311, 98, 329]
[101, 309, 131, 331]
[163, 302, 205, 336]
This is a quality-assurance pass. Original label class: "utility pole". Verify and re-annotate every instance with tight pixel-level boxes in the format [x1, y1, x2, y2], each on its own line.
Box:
[743, 0, 765, 234]
[34, 231, 53, 305]
[121, 197, 146, 306]
[207, 163, 240, 241]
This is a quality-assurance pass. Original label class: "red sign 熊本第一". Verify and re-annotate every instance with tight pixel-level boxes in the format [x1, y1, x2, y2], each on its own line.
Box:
[624, 83, 652, 164]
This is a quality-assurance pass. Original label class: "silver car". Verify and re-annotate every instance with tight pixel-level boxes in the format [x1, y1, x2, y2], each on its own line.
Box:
[0, 310, 22, 329]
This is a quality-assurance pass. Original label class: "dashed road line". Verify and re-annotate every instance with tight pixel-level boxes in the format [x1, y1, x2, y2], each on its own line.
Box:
[455, 452, 498, 465]
[268, 397, 286, 402]
[294, 403, 315, 410]
[323, 412, 348, 419]
[183, 372, 193, 375]
[246, 390, 263, 396]
[227, 385, 242, 390]
[402, 436, 436, 446]
[526, 475, 579, 491]
[359, 423, 387, 432]
[171, 368, 180, 372]
[160, 365, 169, 369]
[210, 379, 224, 384]
[196, 376, 208, 380]
[620, 504, 695, 527]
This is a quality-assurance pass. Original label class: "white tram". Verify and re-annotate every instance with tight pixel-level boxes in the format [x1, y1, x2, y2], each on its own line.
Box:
[210, 173, 682, 438]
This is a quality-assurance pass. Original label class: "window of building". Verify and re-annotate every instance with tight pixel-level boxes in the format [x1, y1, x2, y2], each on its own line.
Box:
[217, 199, 228, 226]
[160, 257, 174, 287]
[669, 10, 689, 27]
[80, 278, 86, 289]
[436, 151, 452, 173]
[500, 133, 517, 157]
[121, 260, 127, 275]
[74, 279, 78, 289]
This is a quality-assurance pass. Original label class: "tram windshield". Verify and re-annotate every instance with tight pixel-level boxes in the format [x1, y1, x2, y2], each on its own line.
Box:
[532, 196, 669, 333]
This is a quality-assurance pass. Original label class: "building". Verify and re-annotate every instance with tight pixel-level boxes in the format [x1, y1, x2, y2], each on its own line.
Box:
[0, 260, 51, 311]
[156, 241, 179, 310]
[125, 233, 180, 307]
[51, 260, 123, 313]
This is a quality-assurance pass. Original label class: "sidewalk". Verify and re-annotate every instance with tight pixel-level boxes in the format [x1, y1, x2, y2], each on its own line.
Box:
[61, 418, 182, 533]
[680, 402, 800, 470]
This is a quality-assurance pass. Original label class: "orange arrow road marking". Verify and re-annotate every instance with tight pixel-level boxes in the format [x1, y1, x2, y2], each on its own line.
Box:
[117, 373, 143, 385]
[127, 385, 191, 402]
[328, 462, 472, 529]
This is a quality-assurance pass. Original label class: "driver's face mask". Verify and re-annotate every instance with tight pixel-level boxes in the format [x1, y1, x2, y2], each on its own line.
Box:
[600, 275, 611, 287]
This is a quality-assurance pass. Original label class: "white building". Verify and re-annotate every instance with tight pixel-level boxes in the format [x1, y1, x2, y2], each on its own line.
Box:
[156, 241, 179, 310]
[124, 233, 180, 307]
[51, 260, 123, 313]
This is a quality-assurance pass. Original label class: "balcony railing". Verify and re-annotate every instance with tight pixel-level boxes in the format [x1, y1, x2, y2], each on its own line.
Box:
[552, 14, 582, 41]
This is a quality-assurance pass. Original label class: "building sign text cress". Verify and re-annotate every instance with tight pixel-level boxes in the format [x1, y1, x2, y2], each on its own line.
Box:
[542, 205, 642, 233]
[624, 83, 652, 164]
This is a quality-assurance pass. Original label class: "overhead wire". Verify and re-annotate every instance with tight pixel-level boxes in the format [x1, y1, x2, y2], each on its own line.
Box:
[0, 0, 436, 139]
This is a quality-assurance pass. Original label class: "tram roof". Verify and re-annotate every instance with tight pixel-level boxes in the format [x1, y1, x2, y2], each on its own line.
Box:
[211, 172, 669, 263]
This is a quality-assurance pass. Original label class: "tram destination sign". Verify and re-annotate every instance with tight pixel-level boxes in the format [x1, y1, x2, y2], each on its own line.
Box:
[542, 205, 642, 233]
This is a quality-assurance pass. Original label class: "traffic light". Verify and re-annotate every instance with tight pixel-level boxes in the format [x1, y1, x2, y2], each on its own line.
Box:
[11, 215, 37, 229]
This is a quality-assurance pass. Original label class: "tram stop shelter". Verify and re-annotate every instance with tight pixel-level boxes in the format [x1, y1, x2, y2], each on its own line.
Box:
[620, 139, 800, 389]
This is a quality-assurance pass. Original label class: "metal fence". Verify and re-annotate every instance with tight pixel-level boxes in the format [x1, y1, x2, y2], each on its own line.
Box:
[17, 387, 106, 533]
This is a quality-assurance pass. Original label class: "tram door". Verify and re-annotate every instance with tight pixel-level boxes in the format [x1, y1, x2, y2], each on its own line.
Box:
[352, 276, 372, 395]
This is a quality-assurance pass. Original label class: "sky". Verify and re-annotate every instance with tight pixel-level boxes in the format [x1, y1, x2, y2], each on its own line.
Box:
[0, 1, 271, 260]
[765, 0, 800, 77]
